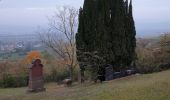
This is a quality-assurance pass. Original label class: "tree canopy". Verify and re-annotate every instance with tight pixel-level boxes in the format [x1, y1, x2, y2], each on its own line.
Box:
[76, 0, 136, 77]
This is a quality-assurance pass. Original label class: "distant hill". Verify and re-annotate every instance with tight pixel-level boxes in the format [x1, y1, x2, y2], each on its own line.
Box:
[137, 36, 160, 49]
[0, 34, 38, 42]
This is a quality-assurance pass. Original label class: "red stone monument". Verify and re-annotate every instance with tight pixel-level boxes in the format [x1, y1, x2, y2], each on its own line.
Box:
[28, 59, 45, 92]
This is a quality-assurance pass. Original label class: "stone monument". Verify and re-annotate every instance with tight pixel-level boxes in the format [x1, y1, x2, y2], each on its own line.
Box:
[105, 64, 114, 81]
[28, 59, 45, 92]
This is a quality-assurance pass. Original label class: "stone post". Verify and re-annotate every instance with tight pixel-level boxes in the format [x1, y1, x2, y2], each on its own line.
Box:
[28, 59, 45, 92]
[105, 64, 114, 81]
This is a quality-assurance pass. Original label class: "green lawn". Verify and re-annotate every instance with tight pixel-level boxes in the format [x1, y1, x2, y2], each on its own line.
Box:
[0, 70, 170, 100]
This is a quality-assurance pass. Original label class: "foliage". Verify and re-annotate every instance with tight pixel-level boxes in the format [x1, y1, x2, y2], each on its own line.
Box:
[26, 51, 41, 63]
[136, 33, 170, 73]
[76, 0, 136, 80]
[160, 33, 170, 63]
[0, 60, 28, 79]
[0, 51, 78, 87]
[43, 59, 79, 83]
[136, 48, 160, 73]
[2, 74, 16, 88]
[77, 51, 105, 81]
[44, 67, 69, 83]
[0, 80, 3, 88]
[0, 74, 28, 88]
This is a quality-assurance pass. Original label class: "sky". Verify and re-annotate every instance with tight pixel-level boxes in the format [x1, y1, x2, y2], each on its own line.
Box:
[0, 0, 170, 37]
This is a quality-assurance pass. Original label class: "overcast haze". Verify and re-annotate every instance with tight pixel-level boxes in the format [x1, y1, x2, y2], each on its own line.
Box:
[0, 0, 170, 37]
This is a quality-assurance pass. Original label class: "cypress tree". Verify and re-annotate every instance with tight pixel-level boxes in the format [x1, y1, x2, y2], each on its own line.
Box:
[76, 8, 84, 51]
[76, 0, 136, 80]
[128, 0, 136, 66]
[109, 0, 127, 70]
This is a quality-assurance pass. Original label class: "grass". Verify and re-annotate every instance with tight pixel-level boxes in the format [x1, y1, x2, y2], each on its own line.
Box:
[0, 70, 170, 100]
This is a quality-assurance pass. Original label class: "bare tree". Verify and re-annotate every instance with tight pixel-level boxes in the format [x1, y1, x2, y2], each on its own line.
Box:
[39, 7, 78, 80]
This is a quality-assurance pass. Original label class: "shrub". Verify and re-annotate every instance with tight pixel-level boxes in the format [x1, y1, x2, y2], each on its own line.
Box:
[0, 80, 3, 88]
[159, 63, 170, 71]
[15, 75, 28, 87]
[0, 74, 28, 88]
[44, 68, 69, 84]
[2, 74, 16, 88]
[136, 34, 170, 74]
[136, 47, 161, 74]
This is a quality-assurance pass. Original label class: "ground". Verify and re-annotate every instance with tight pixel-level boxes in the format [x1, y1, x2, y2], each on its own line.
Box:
[0, 70, 170, 100]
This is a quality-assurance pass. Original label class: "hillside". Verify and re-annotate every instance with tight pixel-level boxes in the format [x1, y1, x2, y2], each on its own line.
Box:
[0, 34, 38, 42]
[0, 70, 170, 100]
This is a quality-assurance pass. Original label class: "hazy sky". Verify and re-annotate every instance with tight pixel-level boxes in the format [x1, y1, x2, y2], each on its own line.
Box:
[0, 0, 170, 37]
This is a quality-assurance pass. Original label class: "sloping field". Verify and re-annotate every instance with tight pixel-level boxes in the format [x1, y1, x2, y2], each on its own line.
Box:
[0, 70, 170, 100]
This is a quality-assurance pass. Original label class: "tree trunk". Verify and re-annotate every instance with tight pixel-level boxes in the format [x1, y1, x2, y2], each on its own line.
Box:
[80, 70, 85, 83]
[69, 65, 73, 80]
[78, 67, 85, 83]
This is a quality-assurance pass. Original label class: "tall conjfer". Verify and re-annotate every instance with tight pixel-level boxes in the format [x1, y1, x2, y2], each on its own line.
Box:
[76, 0, 136, 81]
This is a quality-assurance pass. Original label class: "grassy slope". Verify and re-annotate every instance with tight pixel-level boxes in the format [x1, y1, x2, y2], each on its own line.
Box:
[0, 70, 170, 100]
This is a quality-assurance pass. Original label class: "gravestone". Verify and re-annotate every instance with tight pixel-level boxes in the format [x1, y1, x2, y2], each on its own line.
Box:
[105, 64, 114, 81]
[28, 59, 45, 92]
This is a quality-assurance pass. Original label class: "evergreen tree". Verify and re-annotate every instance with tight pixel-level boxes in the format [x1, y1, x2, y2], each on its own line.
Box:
[76, 0, 136, 80]
[127, 0, 136, 67]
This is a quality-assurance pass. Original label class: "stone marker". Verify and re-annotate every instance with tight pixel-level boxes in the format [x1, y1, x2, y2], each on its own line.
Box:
[105, 64, 114, 81]
[28, 59, 45, 92]
[63, 79, 72, 87]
